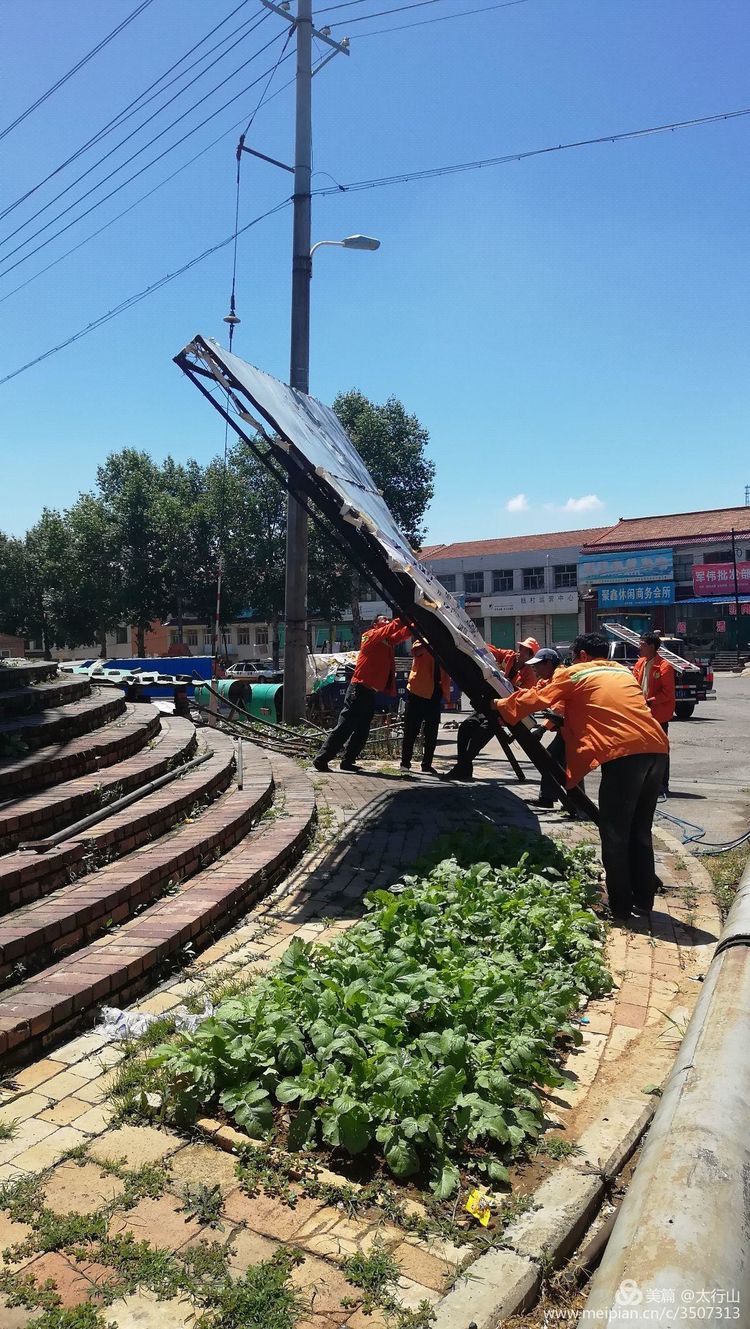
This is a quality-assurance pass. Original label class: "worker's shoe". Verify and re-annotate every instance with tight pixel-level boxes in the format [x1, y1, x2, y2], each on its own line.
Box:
[340, 761, 364, 773]
[312, 756, 330, 772]
[534, 798, 556, 809]
[420, 766, 439, 777]
[399, 761, 412, 772]
[440, 767, 472, 782]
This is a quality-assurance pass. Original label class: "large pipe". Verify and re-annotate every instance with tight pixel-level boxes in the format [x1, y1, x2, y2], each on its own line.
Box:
[584, 860, 750, 1319]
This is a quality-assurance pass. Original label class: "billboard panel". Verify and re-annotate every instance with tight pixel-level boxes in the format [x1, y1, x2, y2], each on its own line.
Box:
[579, 548, 673, 584]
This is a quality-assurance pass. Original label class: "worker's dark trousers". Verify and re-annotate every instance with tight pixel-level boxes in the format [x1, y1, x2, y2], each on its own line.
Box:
[401, 693, 441, 769]
[661, 722, 670, 791]
[316, 683, 376, 766]
[452, 711, 494, 777]
[539, 731, 567, 804]
[598, 752, 668, 919]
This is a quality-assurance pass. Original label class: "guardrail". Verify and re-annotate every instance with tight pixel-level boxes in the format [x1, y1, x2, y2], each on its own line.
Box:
[584, 853, 750, 1323]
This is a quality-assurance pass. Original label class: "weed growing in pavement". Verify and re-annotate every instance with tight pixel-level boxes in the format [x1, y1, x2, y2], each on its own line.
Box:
[0, 1119, 18, 1141]
[342, 1238, 401, 1312]
[534, 1135, 580, 1161]
[703, 846, 749, 920]
[179, 1182, 225, 1229]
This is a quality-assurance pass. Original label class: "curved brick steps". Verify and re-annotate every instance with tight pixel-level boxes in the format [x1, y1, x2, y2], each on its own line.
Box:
[0, 674, 92, 721]
[0, 661, 58, 689]
[0, 739, 271, 984]
[0, 716, 198, 855]
[0, 727, 237, 914]
[0, 751, 316, 1059]
[0, 687, 126, 756]
[0, 703, 161, 799]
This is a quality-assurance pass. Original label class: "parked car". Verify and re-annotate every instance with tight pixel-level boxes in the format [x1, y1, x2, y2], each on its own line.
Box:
[607, 636, 714, 719]
[225, 659, 281, 681]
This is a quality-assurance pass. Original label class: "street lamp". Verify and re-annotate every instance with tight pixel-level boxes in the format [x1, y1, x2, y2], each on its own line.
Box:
[309, 234, 381, 262]
[283, 230, 380, 725]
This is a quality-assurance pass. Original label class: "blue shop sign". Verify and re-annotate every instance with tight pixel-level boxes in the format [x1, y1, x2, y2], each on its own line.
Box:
[579, 547, 673, 583]
[599, 581, 675, 607]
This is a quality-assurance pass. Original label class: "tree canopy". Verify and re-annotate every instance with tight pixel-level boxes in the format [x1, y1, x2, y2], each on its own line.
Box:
[0, 389, 434, 655]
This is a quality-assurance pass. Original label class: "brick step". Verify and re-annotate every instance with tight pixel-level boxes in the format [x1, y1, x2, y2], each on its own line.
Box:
[0, 738, 272, 983]
[0, 729, 237, 913]
[0, 717, 197, 856]
[0, 753, 316, 1059]
[0, 704, 161, 799]
[0, 674, 92, 721]
[0, 688, 126, 757]
[0, 661, 59, 691]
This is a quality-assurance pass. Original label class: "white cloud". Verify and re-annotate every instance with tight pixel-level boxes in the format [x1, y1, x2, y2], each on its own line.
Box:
[505, 493, 529, 513]
[559, 494, 605, 513]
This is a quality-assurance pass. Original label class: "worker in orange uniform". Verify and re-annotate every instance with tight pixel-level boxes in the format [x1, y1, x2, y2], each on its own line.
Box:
[400, 641, 451, 776]
[313, 614, 411, 773]
[441, 637, 540, 782]
[493, 632, 668, 922]
[633, 633, 675, 796]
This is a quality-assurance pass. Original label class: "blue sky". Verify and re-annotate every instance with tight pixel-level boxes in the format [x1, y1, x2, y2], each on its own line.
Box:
[0, 0, 747, 541]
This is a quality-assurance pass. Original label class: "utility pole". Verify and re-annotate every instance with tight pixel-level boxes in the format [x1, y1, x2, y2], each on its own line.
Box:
[250, 2, 349, 722]
[284, 0, 313, 724]
[730, 527, 742, 670]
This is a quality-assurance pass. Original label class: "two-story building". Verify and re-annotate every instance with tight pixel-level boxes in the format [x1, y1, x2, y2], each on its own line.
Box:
[579, 505, 750, 655]
[415, 527, 610, 650]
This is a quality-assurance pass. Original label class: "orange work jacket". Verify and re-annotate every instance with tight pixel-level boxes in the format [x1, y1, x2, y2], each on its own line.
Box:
[351, 619, 411, 695]
[494, 658, 668, 788]
[488, 645, 534, 690]
[632, 656, 675, 726]
[407, 642, 451, 704]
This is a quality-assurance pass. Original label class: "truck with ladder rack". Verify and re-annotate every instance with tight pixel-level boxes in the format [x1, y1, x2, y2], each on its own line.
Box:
[604, 623, 715, 719]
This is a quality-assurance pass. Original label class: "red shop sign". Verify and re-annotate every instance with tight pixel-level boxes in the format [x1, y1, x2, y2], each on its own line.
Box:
[716, 620, 727, 633]
[693, 561, 750, 595]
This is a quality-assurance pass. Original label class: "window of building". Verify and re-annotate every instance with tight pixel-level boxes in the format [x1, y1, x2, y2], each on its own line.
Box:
[463, 571, 485, 596]
[673, 553, 693, 584]
[186, 630, 198, 647]
[256, 628, 269, 648]
[170, 631, 180, 646]
[360, 583, 378, 602]
[703, 549, 733, 564]
[437, 573, 456, 593]
[237, 627, 250, 646]
[553, 564, 577, 589]
[522, 566, 544, 591]
[203, 630, 212, 646]
[223, 629, 233, 645]
[115, 625, 128, 645]
[492, 569, 513, 593]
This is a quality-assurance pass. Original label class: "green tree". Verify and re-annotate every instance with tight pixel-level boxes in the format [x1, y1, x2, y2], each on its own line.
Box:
[23, 509, 72, 657]
[0, 532, 27, 638]
[331, 390, 435, 644]
[96, 449, 165, 656]
[65, 493, 123, 656]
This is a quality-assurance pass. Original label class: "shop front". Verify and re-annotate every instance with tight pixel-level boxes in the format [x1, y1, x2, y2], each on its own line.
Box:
[480, 590, 580, 651]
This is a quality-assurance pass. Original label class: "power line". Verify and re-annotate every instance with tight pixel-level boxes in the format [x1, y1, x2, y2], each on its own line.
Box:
[354, 0, 531, 37]
[0, 55, 303, 308]
[0, 198, 293, 389]
[326, 0, 454, 26]
[0, 39, 294, 284]
[2, 102, 746, 385]
[0, 0, 157, 146]
[310, 106, 750, 195]
[0, 20, 277, 263]
[0, 1, 260, 225]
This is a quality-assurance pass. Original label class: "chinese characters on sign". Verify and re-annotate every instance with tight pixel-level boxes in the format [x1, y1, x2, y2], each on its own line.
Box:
[717, 620, 727, 633]
[692, 561, 750, 595]
[598, 582, 675, 608]
[579, 547, 673, 583]
[481, 590, 578, 615]
[676, 621, 687, 634]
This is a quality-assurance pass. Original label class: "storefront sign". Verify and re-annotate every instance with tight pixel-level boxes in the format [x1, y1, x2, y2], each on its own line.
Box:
[676, 621, 687, 634]
[728, 603, 750, 616]
[579, 548, 673, 584]
[692, 561, 750, 595]
[717, 620, 727, 633]
[598, 582, 675, 607]
[481, 590, 578, 615]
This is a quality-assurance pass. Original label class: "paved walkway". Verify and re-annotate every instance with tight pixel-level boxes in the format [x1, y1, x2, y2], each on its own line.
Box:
[0, 731, 722, 1327]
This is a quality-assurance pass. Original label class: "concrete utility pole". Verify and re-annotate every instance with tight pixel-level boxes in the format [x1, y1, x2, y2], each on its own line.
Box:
[283, 0, 313, 724]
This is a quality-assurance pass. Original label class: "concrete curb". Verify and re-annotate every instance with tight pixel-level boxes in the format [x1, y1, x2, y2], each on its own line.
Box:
[430, 1096, 655, 1329]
